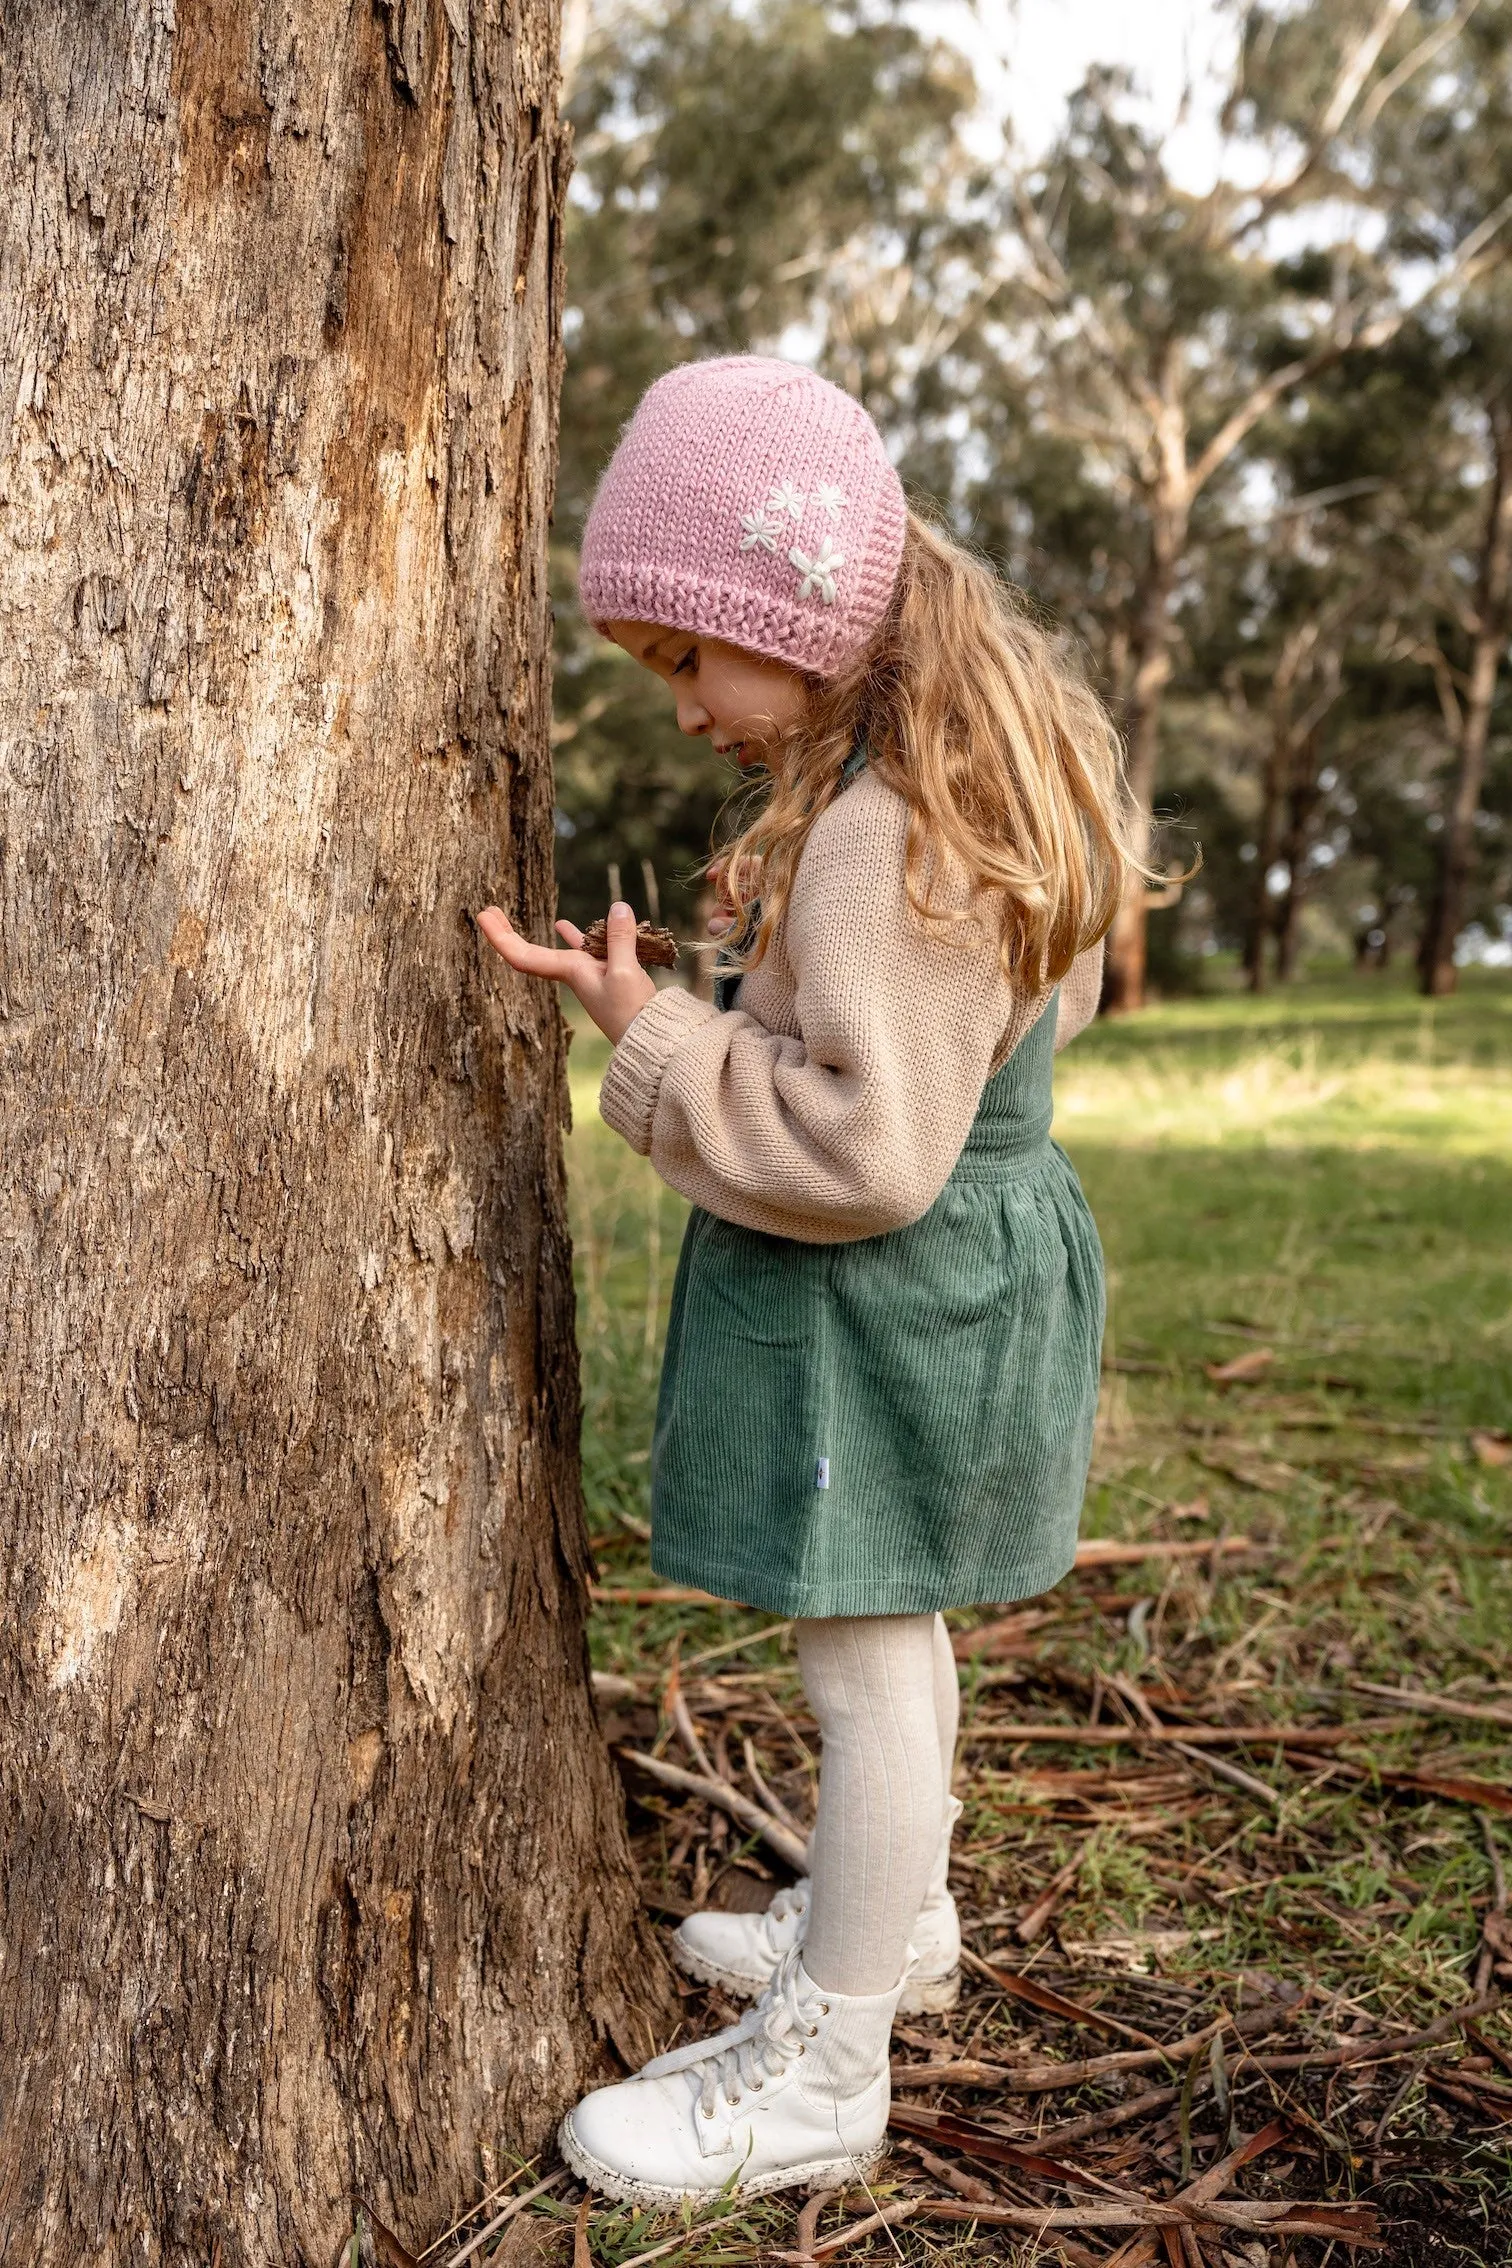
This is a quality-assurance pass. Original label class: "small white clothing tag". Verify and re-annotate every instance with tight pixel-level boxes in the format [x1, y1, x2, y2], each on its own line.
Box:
[815, 1457, 830, 1490]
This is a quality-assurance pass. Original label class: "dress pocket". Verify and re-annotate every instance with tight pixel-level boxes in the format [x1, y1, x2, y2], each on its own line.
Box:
[691, 1214, 823, 1349]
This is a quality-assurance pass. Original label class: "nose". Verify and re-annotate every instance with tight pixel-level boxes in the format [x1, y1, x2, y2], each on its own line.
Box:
[675, 693, 712, 737]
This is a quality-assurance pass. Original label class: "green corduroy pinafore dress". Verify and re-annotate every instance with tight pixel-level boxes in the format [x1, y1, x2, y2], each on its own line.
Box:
[648, 779, 1106, 1621]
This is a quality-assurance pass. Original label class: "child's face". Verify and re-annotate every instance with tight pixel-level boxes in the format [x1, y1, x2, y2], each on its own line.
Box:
[605, 620, 811, 768]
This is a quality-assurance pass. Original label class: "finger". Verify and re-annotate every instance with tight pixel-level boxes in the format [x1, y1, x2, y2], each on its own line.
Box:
[555, 919, 586, 949]
[604, 899, 642, 978]
[477, 905, 517, 954]
[479, 907, 584, 981]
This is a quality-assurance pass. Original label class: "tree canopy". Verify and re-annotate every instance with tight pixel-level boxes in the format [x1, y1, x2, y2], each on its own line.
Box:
[551, 0, 1512, 999]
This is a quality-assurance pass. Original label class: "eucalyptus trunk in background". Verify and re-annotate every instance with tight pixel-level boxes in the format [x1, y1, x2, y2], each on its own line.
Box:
[0, 4, 667, 2260]
[1418, 391, 1512, 996]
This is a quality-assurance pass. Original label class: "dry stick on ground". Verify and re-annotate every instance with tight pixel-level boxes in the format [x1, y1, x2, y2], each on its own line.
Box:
[742, 1736, 809, 1844]
[805, 2197, 1381, 2242]
[1346, 1680, 1512, 1730]
[1476, 1810, 1509, 1996]
[1371, 2047, 1433, 2162]
[958, 1717, 1408, 1748]
[787, 2198, 922, 2259]
[439, 2173, 568, 2268]
[572, 2196, 591, 2268]
[906, 2143, 996, 2204]
[1100, 1669, 1282, 1813]
[791, 2189, 843, 2263]
[964, 1947, 1162, 2047]
[891, 1996, 1304, 2093]
[605, 2232, 705, 2268]
[620, 1748, 809, 1871]
[1016, 1848, 1088, 1941]
[662, 1656, 715, 1779]
[1236, 1988, 1502, 2075]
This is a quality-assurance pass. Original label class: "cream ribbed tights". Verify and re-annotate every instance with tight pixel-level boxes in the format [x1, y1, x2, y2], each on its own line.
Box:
[795, 1612, 960, 1995]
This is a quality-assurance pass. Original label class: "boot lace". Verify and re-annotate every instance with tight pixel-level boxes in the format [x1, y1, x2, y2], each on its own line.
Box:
[753, 1877, 810, 1957]
[691, 1947, 826, 2120]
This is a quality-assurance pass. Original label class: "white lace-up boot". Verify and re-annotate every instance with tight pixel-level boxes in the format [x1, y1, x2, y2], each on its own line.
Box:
[559, 1947, 901, 2205]
[671, 1797, 963, 2014]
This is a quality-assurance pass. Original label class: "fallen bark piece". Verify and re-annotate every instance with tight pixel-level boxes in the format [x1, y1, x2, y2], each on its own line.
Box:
[1072, 1535, 1264, 1568]
[592, 1584, 729, 1605]
[580, 917, 680, 967]
[1285, 1746, 1512, 1816]
[953, 1608, 1058, 1659]
[618, 1747, 808, 1870]
[1377, 1765, 1512, 1815]
[892, 2056, 1024, 2089]
[1205, 1347, 1275, 1382]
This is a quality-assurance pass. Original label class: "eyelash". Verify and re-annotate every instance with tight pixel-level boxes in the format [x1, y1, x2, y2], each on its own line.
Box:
[672, 648, 697, 676]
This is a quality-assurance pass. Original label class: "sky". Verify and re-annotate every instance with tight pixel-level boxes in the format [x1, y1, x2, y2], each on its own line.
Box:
[910, 0, 1251, 188]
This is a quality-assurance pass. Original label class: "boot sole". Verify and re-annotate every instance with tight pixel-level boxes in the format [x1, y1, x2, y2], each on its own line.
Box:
[670, 1936, 960, 2016]
[559, 2112, 887, 2205]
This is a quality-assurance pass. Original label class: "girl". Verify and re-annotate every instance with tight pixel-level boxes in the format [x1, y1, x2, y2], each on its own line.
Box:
[480, 356, 1135, 2207]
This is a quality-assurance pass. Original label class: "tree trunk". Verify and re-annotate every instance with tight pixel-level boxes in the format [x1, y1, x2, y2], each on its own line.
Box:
[1244, 728, 1291, 993]
[1274, 731, 1322, 983]
[0, 7, 669, 2263]
[1418, 397, 1512, 996]
[1103, 491, 1185, 1014]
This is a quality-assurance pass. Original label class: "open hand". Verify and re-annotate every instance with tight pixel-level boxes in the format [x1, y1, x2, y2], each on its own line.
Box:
[477, 900, 657, 1045]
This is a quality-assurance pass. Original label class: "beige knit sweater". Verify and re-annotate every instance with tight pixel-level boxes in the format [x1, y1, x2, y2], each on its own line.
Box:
[600, 770, 1104, 1244]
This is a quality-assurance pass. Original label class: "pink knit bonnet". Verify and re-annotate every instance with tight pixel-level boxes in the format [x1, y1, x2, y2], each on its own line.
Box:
[578, 356, 907, 678]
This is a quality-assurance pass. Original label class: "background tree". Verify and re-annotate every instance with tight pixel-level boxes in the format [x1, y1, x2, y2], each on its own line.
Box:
[0, 4, 667, 2260]
[1369, 7, 1512, 991]
[928, 0, 1512, 1008]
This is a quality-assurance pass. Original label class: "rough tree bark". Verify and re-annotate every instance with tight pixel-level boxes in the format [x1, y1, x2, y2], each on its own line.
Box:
[1418, 394, 1512, 996]
[0, 4, 670, 2262]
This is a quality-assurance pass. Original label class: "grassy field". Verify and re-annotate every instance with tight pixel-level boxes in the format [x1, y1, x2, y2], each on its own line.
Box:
[519, 970, 1512, 2268]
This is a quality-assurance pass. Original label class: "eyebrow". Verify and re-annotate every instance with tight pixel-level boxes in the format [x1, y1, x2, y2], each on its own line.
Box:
[641, 629, 690, 665]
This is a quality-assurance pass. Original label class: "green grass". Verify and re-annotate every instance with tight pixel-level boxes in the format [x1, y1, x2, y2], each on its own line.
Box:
[554, 968, 1512, 2266]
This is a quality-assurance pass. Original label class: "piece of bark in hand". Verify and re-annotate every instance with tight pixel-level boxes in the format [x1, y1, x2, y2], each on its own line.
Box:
[581, 918, 679, 968]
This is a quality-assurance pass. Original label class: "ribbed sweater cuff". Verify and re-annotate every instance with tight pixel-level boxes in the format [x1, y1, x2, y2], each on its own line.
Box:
[599, 987, 717, 1154]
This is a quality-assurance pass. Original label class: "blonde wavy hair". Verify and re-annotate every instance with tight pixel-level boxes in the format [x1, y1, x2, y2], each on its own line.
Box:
[717, 510, 1145, 986]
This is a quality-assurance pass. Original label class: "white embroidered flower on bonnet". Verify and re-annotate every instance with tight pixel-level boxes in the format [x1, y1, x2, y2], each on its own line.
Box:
[739, 507, 785, 553]
[789, 536, 844, 604]
[814, 482, 847, 522]
[767, 479, 807, 520]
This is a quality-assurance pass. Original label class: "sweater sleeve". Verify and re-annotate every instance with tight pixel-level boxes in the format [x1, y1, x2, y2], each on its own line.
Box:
[1053, 940, 1104, 1051]
[598, 776, 1031, 1243]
